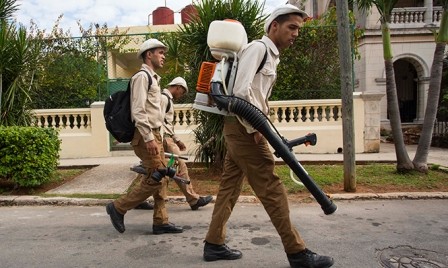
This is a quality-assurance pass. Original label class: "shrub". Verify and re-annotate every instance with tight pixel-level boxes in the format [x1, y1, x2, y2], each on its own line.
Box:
[0, 126, 60, 187]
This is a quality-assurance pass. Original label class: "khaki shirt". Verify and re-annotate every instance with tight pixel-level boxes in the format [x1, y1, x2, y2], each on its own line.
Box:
[130, 64, 163, 143]
[161, 88, 180, 142]
[232, 35, 280, 134]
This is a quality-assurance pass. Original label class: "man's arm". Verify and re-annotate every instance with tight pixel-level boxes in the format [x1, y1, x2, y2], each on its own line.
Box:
[131, 72, 154, 142]
[232, 41, 267, 135]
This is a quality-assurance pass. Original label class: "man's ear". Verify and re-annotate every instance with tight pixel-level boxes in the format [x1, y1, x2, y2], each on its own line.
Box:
[270, 20, 279, 32]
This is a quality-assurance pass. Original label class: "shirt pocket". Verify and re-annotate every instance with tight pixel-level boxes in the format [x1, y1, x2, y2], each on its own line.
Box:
[258, 66, 276, 77]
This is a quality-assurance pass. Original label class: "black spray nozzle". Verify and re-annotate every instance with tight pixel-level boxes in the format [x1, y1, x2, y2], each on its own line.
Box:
[151, 167, 190, 184]
[286, 133, 317, 150]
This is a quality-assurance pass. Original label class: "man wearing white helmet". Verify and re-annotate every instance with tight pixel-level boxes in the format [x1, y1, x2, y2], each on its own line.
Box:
[203, 4, 334, 268]
[161, 77, 213, 210]
[106, 38, 183, 235]
[133, 77, 213, 210]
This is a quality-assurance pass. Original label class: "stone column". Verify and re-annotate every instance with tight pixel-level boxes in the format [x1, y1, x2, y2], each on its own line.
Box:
[415, 77, 430, 123]
[361, 92, 385, 153]
[424, 0, 433, 25]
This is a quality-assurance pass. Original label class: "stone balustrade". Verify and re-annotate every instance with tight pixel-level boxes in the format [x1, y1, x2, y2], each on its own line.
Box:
[32, 92, 384, 158]
[390, 6, 442, 28]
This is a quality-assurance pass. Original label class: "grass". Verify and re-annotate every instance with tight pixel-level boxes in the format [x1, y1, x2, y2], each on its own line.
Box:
[276, 164, 448, 194]
[1, 164, 447, 199]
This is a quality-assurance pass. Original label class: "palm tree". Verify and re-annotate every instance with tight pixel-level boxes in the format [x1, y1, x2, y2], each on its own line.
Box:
[0, 0, 18, 20]
[354, 0, 414, 172]
[0, 0, 19, 117]
[0, 0, 42, 126]
[177, 0, 266, 169]
[413, 1, 448, 172]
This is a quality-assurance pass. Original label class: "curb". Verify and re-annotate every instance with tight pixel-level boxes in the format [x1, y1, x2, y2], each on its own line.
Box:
[1, 192, 448, 207]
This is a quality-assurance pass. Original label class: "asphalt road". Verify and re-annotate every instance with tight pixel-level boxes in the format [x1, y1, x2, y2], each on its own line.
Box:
[0, 199, 447, 268]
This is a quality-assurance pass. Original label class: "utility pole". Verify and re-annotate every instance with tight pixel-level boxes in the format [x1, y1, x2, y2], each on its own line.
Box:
[336, 0, 356, 192]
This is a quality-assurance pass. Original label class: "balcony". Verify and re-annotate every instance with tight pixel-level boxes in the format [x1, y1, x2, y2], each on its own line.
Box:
[390, 6, 443, 29]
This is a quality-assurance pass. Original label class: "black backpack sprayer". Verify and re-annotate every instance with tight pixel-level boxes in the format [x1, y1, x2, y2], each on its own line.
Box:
[192, 19, 337, 215]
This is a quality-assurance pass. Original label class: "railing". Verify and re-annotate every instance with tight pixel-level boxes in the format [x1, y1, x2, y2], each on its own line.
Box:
[269, 100, 342, 124]
[170, 100, 343, 126]
[31, 94, 380, 158]
[434, 120, 448, 137]
[390, 6, 443, 28]
[32, 108, 92, 133]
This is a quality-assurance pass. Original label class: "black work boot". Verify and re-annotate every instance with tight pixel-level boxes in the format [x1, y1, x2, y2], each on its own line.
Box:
[152, 222, 183, 235]
[287, 248, 334, 268]
[106, 202, 125, 233]
[203, 241, 242, 262]
[190, 195, 213, 211]
[134, 201, 154, 210]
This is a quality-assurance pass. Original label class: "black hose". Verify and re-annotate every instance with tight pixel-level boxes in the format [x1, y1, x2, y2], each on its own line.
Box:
[211, 82, 337, 215]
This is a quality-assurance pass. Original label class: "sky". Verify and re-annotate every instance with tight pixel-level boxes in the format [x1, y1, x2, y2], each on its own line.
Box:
[13, 0, 284, 37]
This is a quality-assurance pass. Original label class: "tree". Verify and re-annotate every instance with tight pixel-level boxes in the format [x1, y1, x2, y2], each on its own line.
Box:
[0, 0, 18, 20]
[335, 0, 356, 192]
[273, 7, 363, 101]
[29, 16, 131, 109]
[177, 0, 266, 169]
[354, 0, 414, 172]
[413, 1, 448, 172]
[0, 0, 42, 126]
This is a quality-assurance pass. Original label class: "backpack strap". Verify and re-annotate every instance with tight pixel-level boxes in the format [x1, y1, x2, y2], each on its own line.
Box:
[136, 69, 152, 91]
[255, 41, 268, 74]
[161, 92, 172, 114]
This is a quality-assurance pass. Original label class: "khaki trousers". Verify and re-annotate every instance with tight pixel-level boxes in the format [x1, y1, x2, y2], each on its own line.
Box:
[163, 136, 199, 205]
[205, 119, 306, 254]
[114, 129, 169, 225]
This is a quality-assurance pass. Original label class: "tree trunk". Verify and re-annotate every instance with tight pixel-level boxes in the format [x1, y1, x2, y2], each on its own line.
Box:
[336, 0, 356, 192]
[413, 9, 448, 172]
[381, 22, 413, 172]
[384, 59, 413, 172]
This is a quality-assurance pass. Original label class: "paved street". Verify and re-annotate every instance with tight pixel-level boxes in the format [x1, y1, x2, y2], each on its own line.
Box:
[0, 199, 447, 268]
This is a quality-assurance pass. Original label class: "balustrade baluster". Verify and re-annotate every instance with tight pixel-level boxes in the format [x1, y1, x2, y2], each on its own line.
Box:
[61, 114, 67, 129]
[84, 114, 91, 128]
[42, 116, 49, 128]
[173, 110, 178, 126]
[185, 110, 192, 125]
[305, 106, 311, 122]
[179, 110, 184, 126]
[270, 107, 278, 123]
[329, 106, 335, 122]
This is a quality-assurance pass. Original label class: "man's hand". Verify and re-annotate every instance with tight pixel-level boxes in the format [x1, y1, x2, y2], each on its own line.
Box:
[176, 140, 186, 151]
[253, 132, 263, 144]
[145, 140, 159, 155]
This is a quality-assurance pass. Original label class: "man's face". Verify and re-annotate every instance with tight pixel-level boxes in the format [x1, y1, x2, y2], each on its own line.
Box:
[270, 14, 304, 51]
[148, 48, 166, 69]
[172, 86, 186, 100]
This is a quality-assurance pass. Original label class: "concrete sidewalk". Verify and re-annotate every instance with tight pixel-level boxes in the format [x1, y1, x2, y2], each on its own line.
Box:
[1, 142, 447, 206]
[51, 142, 448, 195]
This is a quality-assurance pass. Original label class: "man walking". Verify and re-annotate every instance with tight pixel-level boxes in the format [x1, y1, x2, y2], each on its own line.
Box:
[131, 77, 213, 211]
[202, 5, 334, 268]
[106, 38, 183, 235]
[161, 77, 213, 210]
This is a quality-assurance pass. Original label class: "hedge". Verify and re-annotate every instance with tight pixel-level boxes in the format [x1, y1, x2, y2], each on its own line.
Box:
[0, 126, 60, 187]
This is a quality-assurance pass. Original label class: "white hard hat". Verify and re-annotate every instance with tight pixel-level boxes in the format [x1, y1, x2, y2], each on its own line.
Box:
[168, 77, 188, 93]
[264, 4, 309, 33]
[137, 38, 168, 59]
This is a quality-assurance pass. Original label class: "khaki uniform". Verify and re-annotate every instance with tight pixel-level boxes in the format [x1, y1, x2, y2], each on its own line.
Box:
[113, 64, 169, 225]
[161, 89, 200, 205]
[205, 36, 306, 254]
